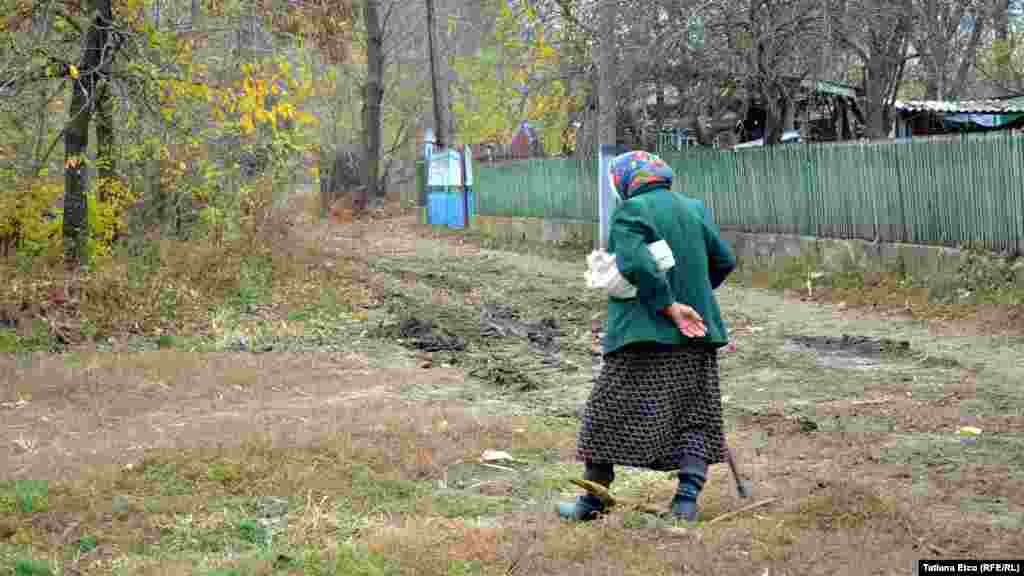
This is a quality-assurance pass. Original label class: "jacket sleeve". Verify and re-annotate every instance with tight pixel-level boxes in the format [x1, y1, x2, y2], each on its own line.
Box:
[698, 202, 736, 290]
[609, 199, 675, 312]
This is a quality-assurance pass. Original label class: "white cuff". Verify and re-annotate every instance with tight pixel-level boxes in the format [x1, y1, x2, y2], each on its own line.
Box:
[584, 241, 676, 299]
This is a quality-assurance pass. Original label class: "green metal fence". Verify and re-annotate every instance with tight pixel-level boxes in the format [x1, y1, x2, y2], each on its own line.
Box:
[473, 132, 1024, 252]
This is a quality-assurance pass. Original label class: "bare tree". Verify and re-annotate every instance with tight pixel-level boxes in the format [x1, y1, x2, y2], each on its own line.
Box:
[759, 0, 827, 143]
[913, 0, 987, 100]
[832, 0, 915, 137]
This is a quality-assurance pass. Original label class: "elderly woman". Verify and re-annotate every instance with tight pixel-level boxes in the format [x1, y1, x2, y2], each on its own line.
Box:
[558, 150, 736, 523]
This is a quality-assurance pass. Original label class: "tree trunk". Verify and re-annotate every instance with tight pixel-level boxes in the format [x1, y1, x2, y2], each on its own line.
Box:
[191, 0, 202, 29]
[425, 0, 446, 149]
[64, 102, 92, 269]
[864, 58, 888, 139]
[763, 88, 786, 146]
[362, 0, 384, 210]
[64, 0, 114, 268]
[836, 98, 851, 140]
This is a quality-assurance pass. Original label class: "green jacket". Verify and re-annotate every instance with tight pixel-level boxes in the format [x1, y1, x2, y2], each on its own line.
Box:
[603, 185, 736, 354]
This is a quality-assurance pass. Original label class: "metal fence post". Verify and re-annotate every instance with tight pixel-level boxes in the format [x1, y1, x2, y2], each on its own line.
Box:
[598, 144, 618, 250]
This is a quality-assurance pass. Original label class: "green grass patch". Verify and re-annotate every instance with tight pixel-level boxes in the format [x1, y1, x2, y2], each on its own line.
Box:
[0, 329, 19, 354]
[236, 519, 271, 548]
[136, 460, 195, 497]
[881, 433, 1024, 473]
[92, 447, 430, 561]
[157, 513, 276, 557]
[0, 480, 49, 515]
[338, 465, 424, 517]
[298, 543, 397, 576]
[428, 491, 515, 519]
[234, 255, 274, 312]
[157, 334, 178, 349]
[76, 535, 98, 554]
[0, 322, 55, 354]
[517, 462, 581, 500]
[11, 558, 54, 576]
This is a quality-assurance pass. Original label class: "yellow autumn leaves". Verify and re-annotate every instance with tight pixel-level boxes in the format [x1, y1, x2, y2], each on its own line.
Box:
[451, 6, 578, 155]
[233, 63, 318, 136]
[159, 59, 318, 138]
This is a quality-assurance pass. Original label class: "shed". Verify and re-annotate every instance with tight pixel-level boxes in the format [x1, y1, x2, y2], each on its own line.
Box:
[892, 97, 1024, 138]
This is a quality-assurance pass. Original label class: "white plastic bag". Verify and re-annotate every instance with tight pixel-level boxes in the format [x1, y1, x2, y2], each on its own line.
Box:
[584, 241, 676, 299]
[585, 250, 637, 299]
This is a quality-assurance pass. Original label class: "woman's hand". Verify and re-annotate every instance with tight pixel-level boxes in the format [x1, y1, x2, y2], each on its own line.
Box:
[662, 303, 707, 338]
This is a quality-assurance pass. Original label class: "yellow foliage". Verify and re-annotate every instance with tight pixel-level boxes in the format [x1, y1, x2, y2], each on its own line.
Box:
[452, 5, 578, 155]
[295, 111, 318, 126]
[0, 174, 144, 261]
[157, 51, 316, 144]
[85, 178, 140, 260]
[240, 114, 256, 135]
[0, 178, 63, 256]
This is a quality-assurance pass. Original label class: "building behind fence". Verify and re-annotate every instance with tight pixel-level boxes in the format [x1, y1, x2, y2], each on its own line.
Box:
[472, 133, 1024, 254]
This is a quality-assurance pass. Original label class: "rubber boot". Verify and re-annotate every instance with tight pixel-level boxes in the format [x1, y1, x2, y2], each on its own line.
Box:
[557, 462, 614, 521]
[670, 455, 708, 522]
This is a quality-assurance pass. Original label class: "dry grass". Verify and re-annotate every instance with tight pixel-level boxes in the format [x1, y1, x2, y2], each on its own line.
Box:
[0, 192, 373, 352]
[740, 259, 1024, 335]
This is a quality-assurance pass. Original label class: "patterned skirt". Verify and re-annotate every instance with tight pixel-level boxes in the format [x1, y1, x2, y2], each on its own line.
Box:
[576, 342, 726, 471]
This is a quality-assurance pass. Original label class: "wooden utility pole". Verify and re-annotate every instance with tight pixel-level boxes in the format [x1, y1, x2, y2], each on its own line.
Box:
[425, 0, 445, 149]
[597, 0, 617, 250]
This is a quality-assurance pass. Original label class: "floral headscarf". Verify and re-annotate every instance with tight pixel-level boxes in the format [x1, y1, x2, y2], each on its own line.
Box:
[609, 150, 674, 200]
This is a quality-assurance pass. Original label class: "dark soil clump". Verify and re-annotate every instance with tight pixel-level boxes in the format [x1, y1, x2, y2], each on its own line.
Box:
[377, 316, 467, 352]
[787, 334, 911, 357]
[479, 303, 561, 353]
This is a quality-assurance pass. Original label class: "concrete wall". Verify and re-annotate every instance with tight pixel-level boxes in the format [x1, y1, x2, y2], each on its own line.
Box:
[719, 230, 974, 278]
[470, 214, 1012, 280]
[474, 215, 597, 246]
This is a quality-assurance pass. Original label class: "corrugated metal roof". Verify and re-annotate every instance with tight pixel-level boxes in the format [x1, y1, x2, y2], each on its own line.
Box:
[893, 97, 1024, 114]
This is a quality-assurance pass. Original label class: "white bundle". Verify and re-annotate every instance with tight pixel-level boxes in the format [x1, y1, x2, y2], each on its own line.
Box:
[585, 240, 675, 300]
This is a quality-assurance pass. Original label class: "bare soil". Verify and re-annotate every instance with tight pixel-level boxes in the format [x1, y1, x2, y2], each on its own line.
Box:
[2, 209, 1022, 575]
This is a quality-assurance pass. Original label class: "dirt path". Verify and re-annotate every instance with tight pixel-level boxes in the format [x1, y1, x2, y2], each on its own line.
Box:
[1, 350, 468, 482]
[2, 212, 1022, 574]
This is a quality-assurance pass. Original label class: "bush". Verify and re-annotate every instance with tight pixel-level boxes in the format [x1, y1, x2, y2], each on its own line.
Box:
[0, 176, 62, 260]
